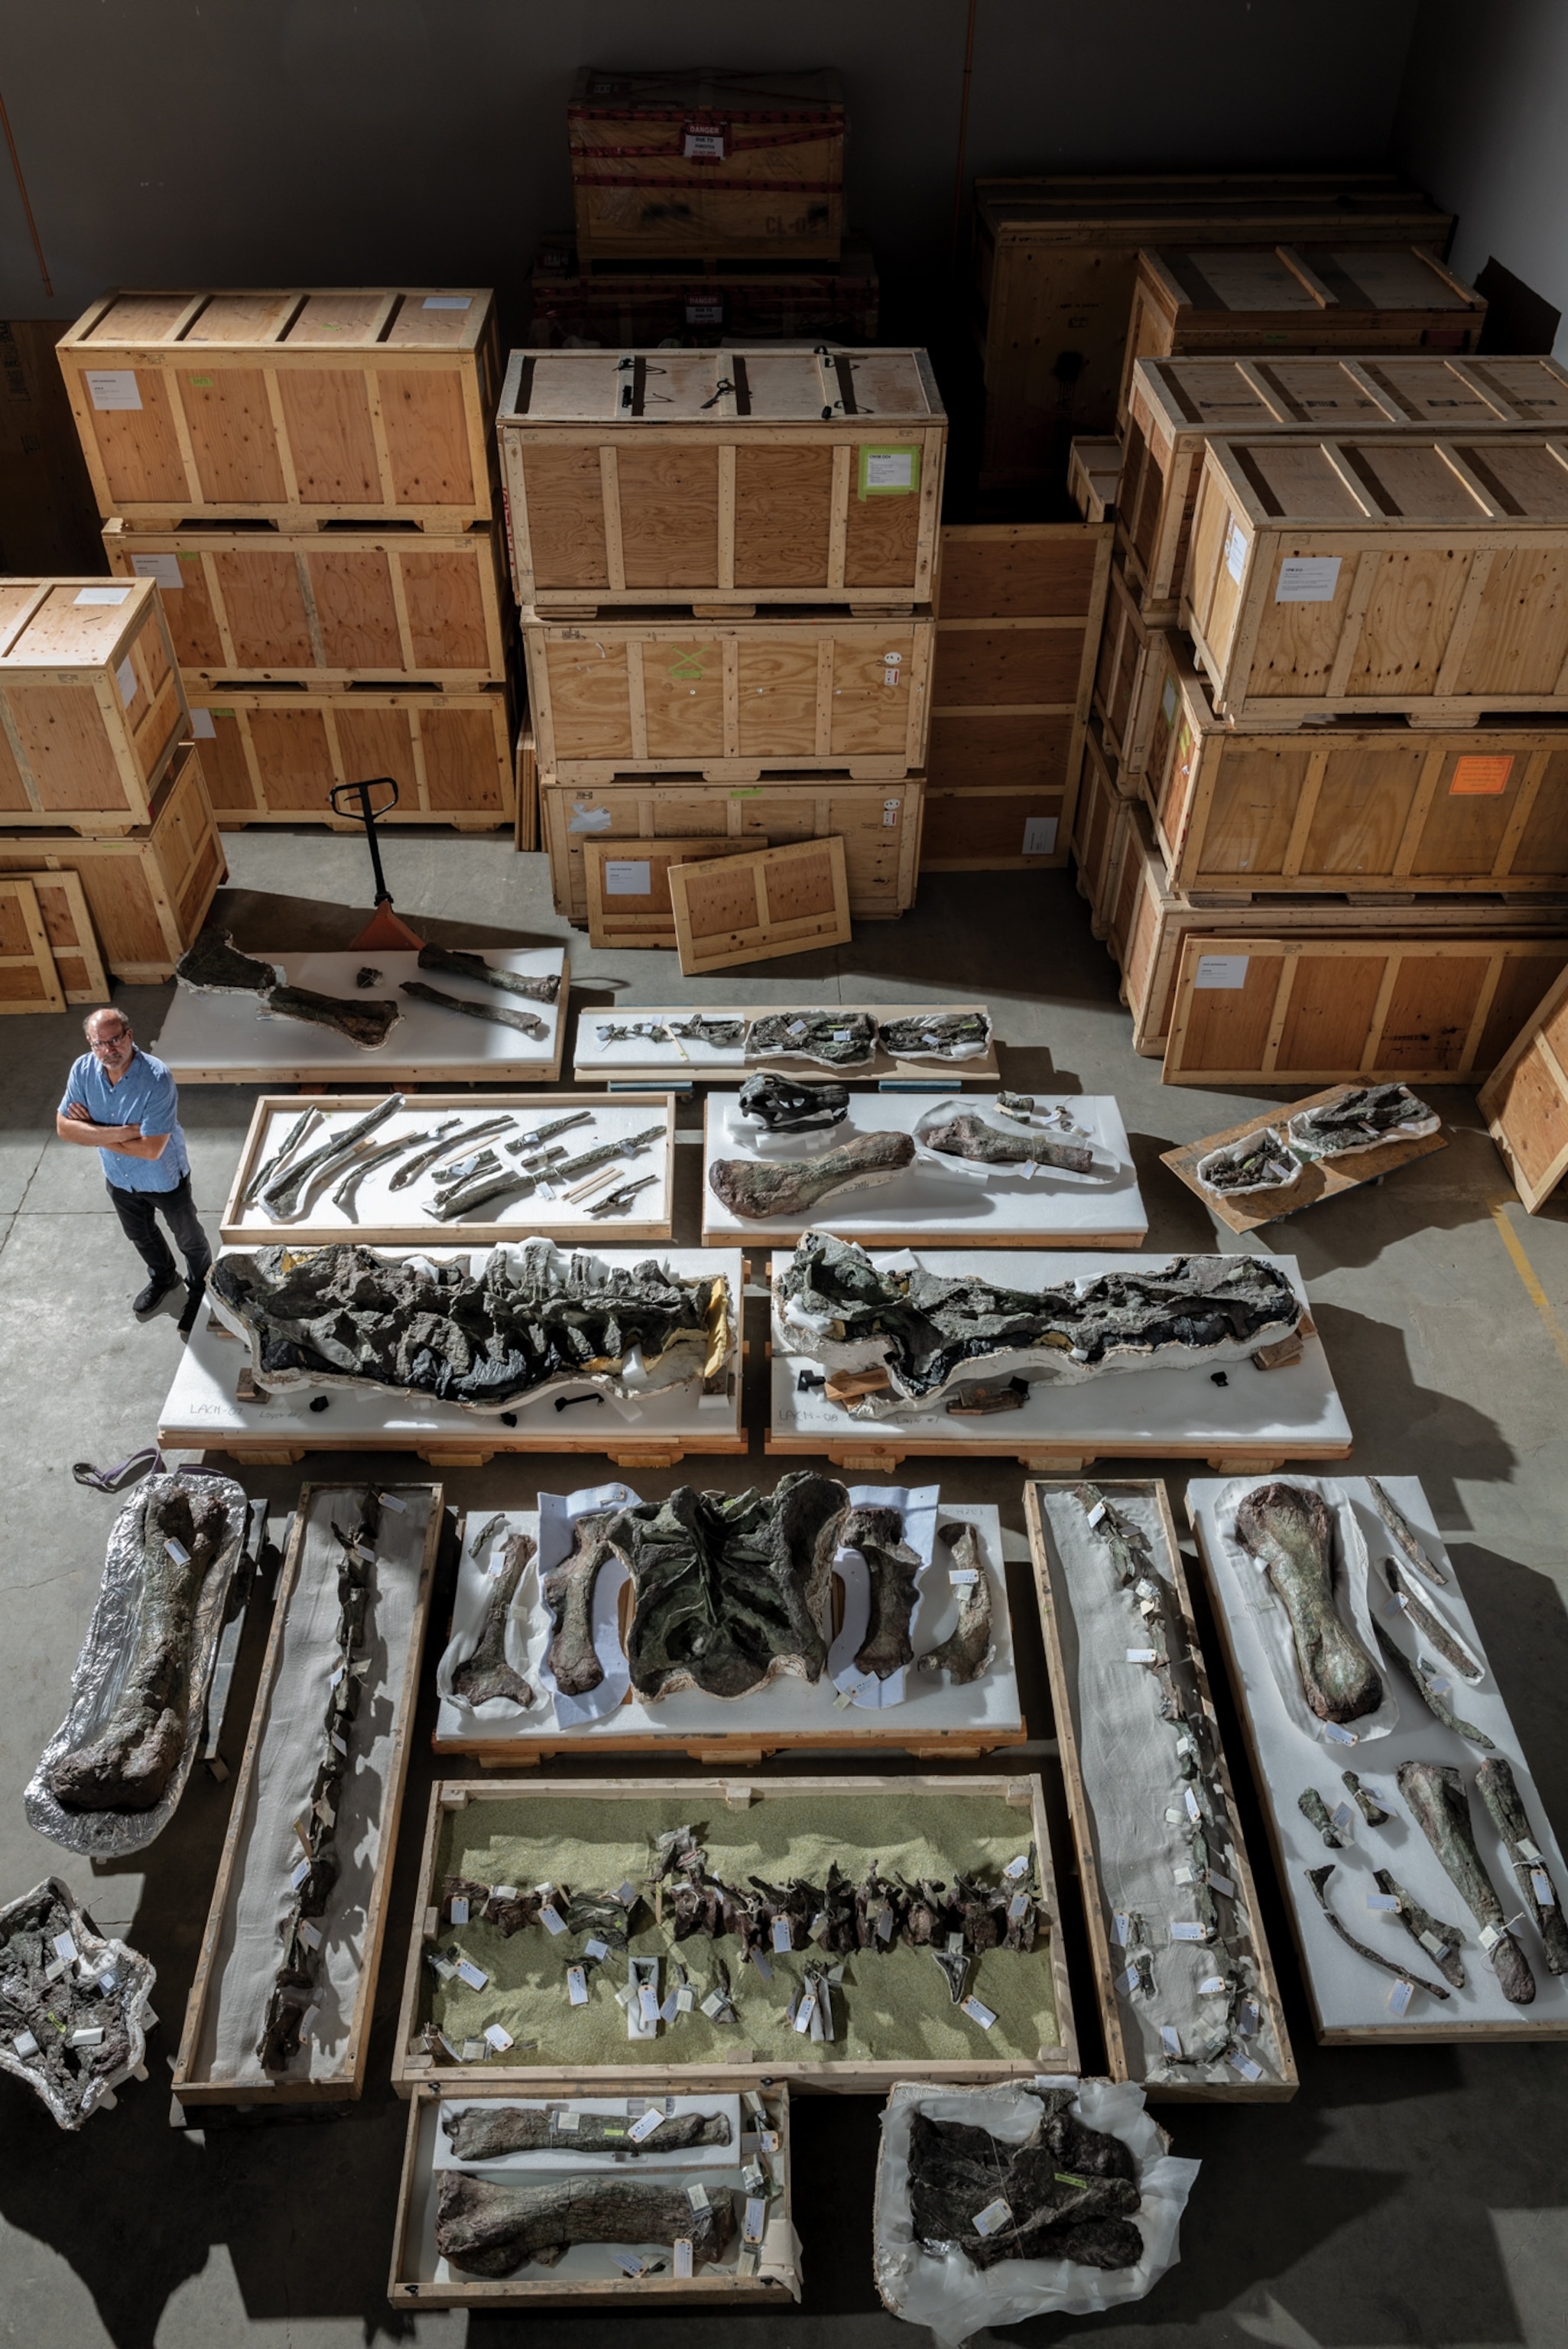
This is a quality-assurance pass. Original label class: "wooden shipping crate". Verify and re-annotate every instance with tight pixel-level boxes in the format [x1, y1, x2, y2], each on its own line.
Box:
[1121, 353, 1568, 624]
[1108, 798, 1568, 1056]
[527, 233, 878, 346]
[0, 742, 223, 982]
[542, 772, 922, 924]
[388, 2080, 800, 2306]
[1146, 635, 1568, 898]
[1117, 245, 1485, 426]
[1071, 720, 1131, 936]
[1067, 435, 1122, 523]
[969, 174, 1453, 480]
[1479, 963, 1568, 1211]
[8, 866, 108, 1001]
[393, 1774, 1076, 2097]
[922, 521, 1109, 872]
[57, 289, 501, 527]
[187, 685, 512, 828]
[1164, 930, 1568, 1085]
[1183, 431, 1568, 725]
[103, 519, 509, 685]
[0, 574, 187, 830]
[1091, 551, 1162, 785]
[567, 69, 845, 261]
[498, 347, 943, 612]
[0, 876, 66, 1012]
[524, 612, 932, 783]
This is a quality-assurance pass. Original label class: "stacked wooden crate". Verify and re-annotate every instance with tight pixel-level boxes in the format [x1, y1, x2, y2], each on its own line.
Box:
[1076, 349, 1568, 1084]
[498, 346, 946, 929]
[54, 288, 515, 833]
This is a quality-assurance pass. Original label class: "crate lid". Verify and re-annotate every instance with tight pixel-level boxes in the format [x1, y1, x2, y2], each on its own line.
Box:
[61, 291, 494, 353]
[0, 577, 154, 668]
[501, 347, 939, 424]
[1147, 244, 1481, 316]
[569, 67, 842, 115]
[1205, 433, 1568, 525]
[973, 175, 1453, 239]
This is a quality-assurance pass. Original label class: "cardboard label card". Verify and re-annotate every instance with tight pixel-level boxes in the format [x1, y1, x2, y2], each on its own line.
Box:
[1274, 555, 1342, 603]
[86, 369, 141, 411]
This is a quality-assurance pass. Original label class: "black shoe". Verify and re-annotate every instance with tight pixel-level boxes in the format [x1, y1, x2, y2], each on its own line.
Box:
[133, 1273, 181, 1318]
[177, 1282, 203, 1338]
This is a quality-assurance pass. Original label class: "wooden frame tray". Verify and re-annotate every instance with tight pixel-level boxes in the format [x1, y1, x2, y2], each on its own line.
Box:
[388, 2079, 800, 2306]
[573, 1002, 998, 1087]
[220, 1091, 677, 1247]
[765, 1247, 1349, 1475]
[1024, 1479, 1297, 2100]
[161, 1245, 746, 1470]
[700, 1090, 1146, 1249]
[1161, 1084, 1450, 1236]
[151, 948, 567, 1085]
[1187, 1473, 1568, 2043]
[170, 1480, 440, 2106]
[392, 1774, 1076, 2097]
[432, 1497, 1024, 1766]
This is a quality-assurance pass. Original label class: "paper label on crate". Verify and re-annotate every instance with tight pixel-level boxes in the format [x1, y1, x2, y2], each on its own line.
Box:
[129, 554, 183, 590]
[1450, 754, 1514, 797]
[566, 1966, 589, 2006]
[628, 2104, 664, 2142]
[1194, 954, 1249, 990]
[771, 1916, 794, 1953]
[422, 294, 472, 309]
[1021, 816, 1058, 856]
[1207, 1870, 1235, 1899]
[1387, 1977, 1415, 2018]
[744, 2195, 767, 2242]
[673, 2239, 694, 2277]
[610, 2251, 646, 2277]
[686, 301, 723, 326]
[454, 1958, 489, 1991]
[74, 585, 132, 605]
[1229, 2055, 1264, 2081]
[115, 655, 138, 708]
[86, 369, 141, 411]
[604, 859, 652, 896]
[1275, 555, 1342, 603]
[950, 1567, 980, 1586]
[484, 2022, 514, 2051]
[1222, 517, 1249, 583]
[960, 1995, 997, 2029]
[189, 707, 216, 738]
[972, 2197, 1013, 2237]
[683, 126, 726, 159]
[1112, 1910, 1131, 1945]
[859, 444, 920, 498]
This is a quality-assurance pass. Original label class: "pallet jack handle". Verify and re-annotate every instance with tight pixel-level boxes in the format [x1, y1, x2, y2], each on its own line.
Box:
[329, 775, 424, 950]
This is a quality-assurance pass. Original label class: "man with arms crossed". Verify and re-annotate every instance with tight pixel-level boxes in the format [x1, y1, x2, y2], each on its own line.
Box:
[57, 1006, 211, 1335]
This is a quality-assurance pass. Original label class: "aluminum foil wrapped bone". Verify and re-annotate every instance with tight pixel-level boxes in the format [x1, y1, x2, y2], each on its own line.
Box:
[0, 1877, 158, 2130]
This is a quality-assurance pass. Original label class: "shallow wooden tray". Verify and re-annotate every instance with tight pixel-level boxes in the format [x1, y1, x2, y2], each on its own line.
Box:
[1160, 1084, 1449, 1236]
[573, 1000, 998, 1087]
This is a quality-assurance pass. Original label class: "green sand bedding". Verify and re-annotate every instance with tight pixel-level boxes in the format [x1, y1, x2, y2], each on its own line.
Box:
[420, 1792, 1058, 2068]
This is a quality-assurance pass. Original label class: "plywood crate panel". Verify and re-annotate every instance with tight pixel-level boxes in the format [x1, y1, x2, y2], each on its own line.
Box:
[524, 611, 931, 782]
[0, 742, 223, 982]
[187, 686, 512, 828]
[0, 575, 187, 830]
[1091, 551, 1163, 785]
[57, 289, 500, 526]
[1067, 436, 1122, 523]
[498, 347, 943, 612]
[541, 772, 920, 924]
[922, 521, 1109, 870]
[0, 876, 66, 1012]
[1147, 635, 1568, 898]
[1121, 353, 1568, 623]
[1070, 719, 1130, 935]
[568, 69, 845, 261]
[1183, 431, 1568, 724]
[10, 866, 108, 1000]
[1117, 245, 1485, 425]
[970, 174, 1453, 479]
[527, 234, 878, 346]
[1479, 964, 1568, 1210]
[105, 521, 509, 685]
[1108, 798, 1568, 1056]
[1164, 931, 1568, 1085]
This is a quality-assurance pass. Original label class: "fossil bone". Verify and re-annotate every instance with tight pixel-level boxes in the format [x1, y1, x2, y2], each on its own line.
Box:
[1366, 1477, 1448, 1586]
[1287, 1084, 1435, 1156]
[543, 1512, 622, 1697]
[917, 1521, 995, 1682]
[1371, 1867, 1467, 1989]
[738, 1071, 848, 1130]
[260, 1097, 404, 1219]
[399, 980, 547, 1038]
[828, 1502, 923, 1681]
[388, 1117, 502, 1191]
[916, 1110, 1093, 1175]
[0, 1879, 156, 2130]
[709, 1130, 916, 1219]
[435, 2171, 734, 2276]
[261, 984, 402, 1049]
[1381, 1637, 1496, 1748]
[1398, 1759, 1534, 2004]
[1298, 1789, 1346, 1849]
[242, 1106, 322, 1206]
[877, 1011, 992, 1061]
[429, 1171, 536, 1223]
[586, 1174, 658, 1217]
[908, 2098, 1141, 2270]
[1234, 1483, 1383, 1726]
[1342, 1771, 1390, 1826]
[1305, 1863, 1449, 2001]
[442, 2104, 732, 2160]
[554, 1125, 666, 1187]
[174, 931, 281, 994]
[504, 1112, 594, 1159]
[1475, 1756, 1568, 1976]
[452, 1533, 534, 1709]
[1381, 1558, 1479, 1681]
[416, 944, 561, 1003]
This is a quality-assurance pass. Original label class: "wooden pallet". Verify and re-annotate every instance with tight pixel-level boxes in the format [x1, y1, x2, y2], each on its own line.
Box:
[1161, 1084, 1450, 1233]
[1479, 962, 1568, 1210]
[670, 834, 850, 976]
[1024, 1479, 1297, 2100]
[0, 575, 187, 831]
[0, 876, 67, 1012]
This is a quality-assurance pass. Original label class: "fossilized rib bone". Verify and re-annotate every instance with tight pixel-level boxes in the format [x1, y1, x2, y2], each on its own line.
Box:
[738, 1071, 848, 1130]
[400, 980, 546, 1038]
[261, 1097, 404, 1218]
[387, 1118, 496, 1191]
[1381, 1558, 1479, 1681]
[330, 1136, 414, 1214]
[43, 1482, 231, 1812]
[1379, 1633, 1496, 1747]
[430, 1171, 535, 1223]
[908, 2100, 1141, 2271]
[174, 931, 280, 994]
[917, 1521, 995, 1683]
[1475, 1756, 1568, 1976]
[1372, 1867, 1467, 1990]
[452, 1534, 534, 1709]
[556, 1126, 665, 1187]
[242, 1106, 321, 1206]
[1366, 1477, 1447, 1585]
[616, 1474, 845, 1700]
[543, 1512, 620, 1697]
[745, 1010, 878, 1067]
[417, 944, 561, 1003]
[442, 2104, 732, 2160]
[1305, 1863, 1449, 2000]
[709, 1131, 915, 1220]
[262, 984, 402, 1049]
[829, 1502, 923, 1681]
[1398, 1759, 1534, 2004]
[436, 2171, 734, 2276]
[917, 1111, 1093, 1175]
[1234, 1483, 1382, 1726]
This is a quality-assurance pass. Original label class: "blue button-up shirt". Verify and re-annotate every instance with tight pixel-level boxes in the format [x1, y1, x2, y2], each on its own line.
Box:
[60, 1046, 190, 1192]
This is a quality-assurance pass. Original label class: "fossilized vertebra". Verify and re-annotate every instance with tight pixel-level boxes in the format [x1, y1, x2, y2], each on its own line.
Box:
[745, 1010, 878, 1067]
[1372, 1867, 1467, 1990]
[917, 1521, 995, 1683]
[1195, 1129, 1297, 1194]
[877, 1011, 992, 1062]
[1476, 1756, 1568, 1976]
[1234, 1483, 1382, 1726]
[174, 931, 280, 994]
[400, 981, 546, 1038]
[915, 1110, 1093, 1175]
[829, 1502, 923, 1681]
[436, 2170, 734, 2276]
[909, 2097, 1141, 2270]
[442, 2104, 732, 2160]
[543, 1512, 621, 1697]
[1398, 1759, 1534, 2004]
[417, 944, 560, 1003]
[1305, 1863, 1449, 2000]
[738, 1071, 848, 1131]
[709, 1131, 916, 1220]
[452, 1533, 534, 1709]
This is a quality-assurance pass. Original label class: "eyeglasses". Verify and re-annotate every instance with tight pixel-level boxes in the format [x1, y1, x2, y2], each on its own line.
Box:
[89, 1032, 131, 1054]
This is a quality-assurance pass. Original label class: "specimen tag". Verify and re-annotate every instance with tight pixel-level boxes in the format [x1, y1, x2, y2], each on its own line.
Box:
[299, 1918, 323, 1951]
[1322, 1721, 1357, 1746]
[1118, 1965, 1141, 1996]
[1184, 1788, 1201, 1823]
[749, 1948, 773, 1983]
[1381, 1594, 1409, 1618]
[1533, 1870, 1557, 1906]
[449, 1897, 470, 1925]
[700, 1990, 726, 2018]
[584, 1937, 610, 1961]
[1169, 1921, 1205, 1942]
[1367, 1892, 1401, 1912]
[164, 1535, 190, 1566]
[1086, 1500, 1108, 1526]
[1173, 1865, 1194, 1886]
[1125, 1647, 1157, 1664]
[628, 2106, 664, 2143]
[674, 2240, 694, 2278]
[610, 2253, 646, 2277]
[793, 1991, 816, 2034]
[1112, 1912, 1131, 1945]
[380, 1492, 407, 1512]
[960, 1996, 997, 2029]
[744, 2196, 767, 2242]
[289, 1859, 311, 1892]
[51, 1934, 78, 1964]
[1418, 1929, 1450, 1958]
[1518, 1840, 1544, 1864]
[658, 1988, 680, 2024]
[1229, 2055, 1263, 2081]
[484, 2022, 513, 2051]
[13, 2030, 39, 2059]
[638, 1984, 661, 2024]
[1238, 2002, 1260, 2036]
[566, 1967, 589, 2007]
[455, 1959, 488, 1991]
[1388, 1978, 1415, 2018]
[541, 1906, 566, 1936]
[1332, 1803, 1356, 1834]
[557, 2110, 581, 2131]
[1160, 2026, 1183, 2056]
[1008, 1893, 1031, 1920]
[972, 2198, 1012, 2237]
[950, 1568, 979, 1585]
[772, 1918, 793, 1953]
[1003, 1855, 1030, 1880]
[1208, 1870, 1236, 1899]
[686, 2182, 710, 2213]
[677, 1985, 695, 2013]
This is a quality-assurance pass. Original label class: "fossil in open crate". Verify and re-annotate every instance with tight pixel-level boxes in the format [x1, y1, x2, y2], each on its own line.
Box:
[435, 2171, 735, 2276]
[443, 2102, 733, 2160]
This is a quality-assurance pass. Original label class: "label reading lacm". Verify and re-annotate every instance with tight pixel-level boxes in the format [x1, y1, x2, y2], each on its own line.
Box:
[1274, 555, 1343, 604]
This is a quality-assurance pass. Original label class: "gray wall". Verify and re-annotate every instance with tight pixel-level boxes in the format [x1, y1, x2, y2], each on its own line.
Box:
[1, 0, 1419, 319]
[1396, 0, 1568, 353]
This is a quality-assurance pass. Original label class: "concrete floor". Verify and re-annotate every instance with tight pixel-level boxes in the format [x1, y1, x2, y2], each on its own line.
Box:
[3, 830, 1567, 2349]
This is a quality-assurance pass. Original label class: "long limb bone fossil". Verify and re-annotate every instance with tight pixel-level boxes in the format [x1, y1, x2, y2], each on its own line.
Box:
[1398, 1759, 1534, 2005]
[1235, 1483, 1382, 1726]
[1475, 1756, 1568, 1976]
[1305, 1863, 1449, 2000]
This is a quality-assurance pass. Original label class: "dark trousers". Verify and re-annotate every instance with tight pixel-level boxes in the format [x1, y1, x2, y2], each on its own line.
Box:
[106, 1174, 212, 1291]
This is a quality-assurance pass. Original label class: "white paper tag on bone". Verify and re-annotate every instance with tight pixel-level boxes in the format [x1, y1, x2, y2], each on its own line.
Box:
[826, 1483, 940, 1707]
[534, 1483, 641, 1727]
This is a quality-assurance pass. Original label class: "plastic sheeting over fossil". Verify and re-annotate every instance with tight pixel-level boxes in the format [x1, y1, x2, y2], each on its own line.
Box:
[908, 2094, 1141, 2271]
[0, 1878, 158, 2130]
[709, 1131, 916, 1220]
[209, 1241, 729, 1414]
[1234, 1484, 1383, 1727]
[435, 2170, 735, 2275]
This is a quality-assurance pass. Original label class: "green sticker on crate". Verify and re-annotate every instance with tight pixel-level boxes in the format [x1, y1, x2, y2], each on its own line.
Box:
[188, 375, 213, 386]
[857, 444, 920, 500]
[667, 654, 707, 681]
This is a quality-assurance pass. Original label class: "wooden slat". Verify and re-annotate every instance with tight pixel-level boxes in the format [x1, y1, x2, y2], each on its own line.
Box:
[1479, 963, 1568, 1211]
[1161, 1083, 1450, 1235]
[670, 834, 851, 976]
[7, 866, 109, 1002]
[586, 834, 763, 948]
[0, 875, 67, 1012]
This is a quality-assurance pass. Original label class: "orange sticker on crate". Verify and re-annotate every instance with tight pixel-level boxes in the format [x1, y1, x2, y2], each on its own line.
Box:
[1450, 755, 1514, 797]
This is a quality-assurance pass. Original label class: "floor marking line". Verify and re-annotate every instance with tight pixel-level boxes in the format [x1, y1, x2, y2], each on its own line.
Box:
[1489, 1199, 1568, 1374]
